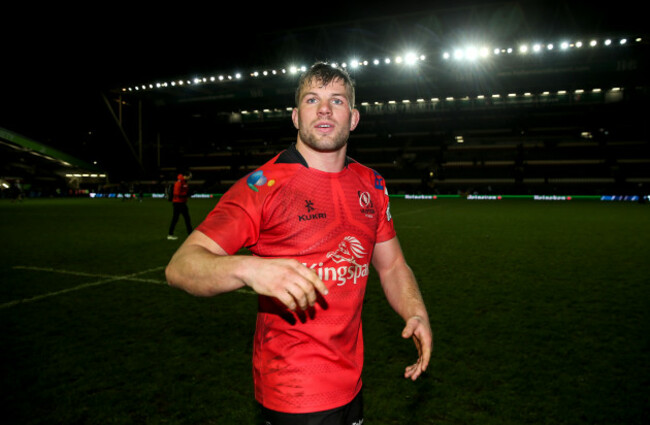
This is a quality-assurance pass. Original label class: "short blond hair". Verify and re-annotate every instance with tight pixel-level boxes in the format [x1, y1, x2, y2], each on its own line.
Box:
[295, 62, 356, 109]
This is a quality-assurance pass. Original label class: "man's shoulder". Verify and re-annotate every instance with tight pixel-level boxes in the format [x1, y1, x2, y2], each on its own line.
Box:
[347, 159, 387, 192]
[232, 150, 302, 194]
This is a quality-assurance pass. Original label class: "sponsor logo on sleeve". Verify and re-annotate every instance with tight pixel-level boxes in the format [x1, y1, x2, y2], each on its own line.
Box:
[373, 171, 384, 190]
[247, 170, 275, 192]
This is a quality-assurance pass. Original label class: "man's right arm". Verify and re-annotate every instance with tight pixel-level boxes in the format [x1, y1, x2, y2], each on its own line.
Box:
[165, 230, 328, 311]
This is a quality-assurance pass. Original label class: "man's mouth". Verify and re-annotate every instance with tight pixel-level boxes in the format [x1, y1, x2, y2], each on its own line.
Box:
[315, 122, 334, 132]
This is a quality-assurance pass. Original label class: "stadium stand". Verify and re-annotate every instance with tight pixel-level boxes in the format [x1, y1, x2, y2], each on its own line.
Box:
[2, 3, 648, 198]
[99, 5, 648, 198]
[0, 127, 106, 198]
[117, 54, 646, 196]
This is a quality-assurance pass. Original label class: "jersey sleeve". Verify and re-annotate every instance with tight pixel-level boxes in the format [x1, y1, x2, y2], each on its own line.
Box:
[195, 176, 265, 254]
[373, 170, 397, 243]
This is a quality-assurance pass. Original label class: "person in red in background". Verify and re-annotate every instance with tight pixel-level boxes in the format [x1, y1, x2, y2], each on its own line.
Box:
[166, 63, 432, 424]
[167, 172, 193, 240]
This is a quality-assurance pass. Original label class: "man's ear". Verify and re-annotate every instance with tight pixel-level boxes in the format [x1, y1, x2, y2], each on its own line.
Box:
[350, 108, 360, 131]
[291, 108, 300, 130]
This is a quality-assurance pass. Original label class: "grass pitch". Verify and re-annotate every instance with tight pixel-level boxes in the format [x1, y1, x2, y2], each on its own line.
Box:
[1, 196, 648, 424]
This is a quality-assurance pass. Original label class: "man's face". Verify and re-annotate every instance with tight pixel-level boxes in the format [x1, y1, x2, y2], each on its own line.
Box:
[292, 77, 360, 153]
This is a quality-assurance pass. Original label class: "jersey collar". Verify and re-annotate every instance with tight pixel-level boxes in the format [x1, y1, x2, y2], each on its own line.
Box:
[275, 143, 353, 168]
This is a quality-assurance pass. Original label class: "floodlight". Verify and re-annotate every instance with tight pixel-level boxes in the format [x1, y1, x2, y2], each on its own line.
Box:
[404, 52, 417, 64]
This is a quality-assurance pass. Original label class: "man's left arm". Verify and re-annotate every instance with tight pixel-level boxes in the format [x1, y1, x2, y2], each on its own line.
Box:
[371, 236, 433, 381]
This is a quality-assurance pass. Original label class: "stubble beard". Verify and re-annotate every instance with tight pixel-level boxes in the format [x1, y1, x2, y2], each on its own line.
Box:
[297, 121, 350, 153]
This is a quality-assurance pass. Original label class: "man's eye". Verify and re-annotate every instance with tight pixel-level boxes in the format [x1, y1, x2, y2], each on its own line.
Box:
[306, 98, 318, 104]
[332, 99, 343, 105]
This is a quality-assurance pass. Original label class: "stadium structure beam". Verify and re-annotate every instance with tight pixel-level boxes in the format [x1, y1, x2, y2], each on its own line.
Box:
[101, 92, 145, 173]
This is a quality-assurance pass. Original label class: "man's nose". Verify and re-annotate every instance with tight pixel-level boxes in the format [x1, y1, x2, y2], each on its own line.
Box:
[318, 102, 332, 116]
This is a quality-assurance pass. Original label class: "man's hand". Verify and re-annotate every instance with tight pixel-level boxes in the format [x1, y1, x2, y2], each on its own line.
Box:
[246, 258, 329, 311]
[402, 315, 433, 381]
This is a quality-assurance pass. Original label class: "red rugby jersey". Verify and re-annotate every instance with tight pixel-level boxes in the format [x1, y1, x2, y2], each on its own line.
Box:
[196, 144, 396, 413]
[172, 178, 189, 203]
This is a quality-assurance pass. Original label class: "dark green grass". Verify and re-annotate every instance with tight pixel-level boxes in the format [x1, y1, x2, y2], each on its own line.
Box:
[1, 197, 648, 424]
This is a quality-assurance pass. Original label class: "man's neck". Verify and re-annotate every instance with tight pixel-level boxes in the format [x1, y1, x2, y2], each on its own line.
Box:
[295, 140, 348, 173]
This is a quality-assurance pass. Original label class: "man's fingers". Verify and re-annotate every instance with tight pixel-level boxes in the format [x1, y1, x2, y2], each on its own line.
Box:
[401, 316, 433, 381]
[291, 265, 328, 309]
[284, 267, 328, 311]
[288, 281, 313, 310]
[404, 362, 424, 380]
[247, 259, 329, 311]
[297, 265, 329, 298]
[277, 288, 297, 311]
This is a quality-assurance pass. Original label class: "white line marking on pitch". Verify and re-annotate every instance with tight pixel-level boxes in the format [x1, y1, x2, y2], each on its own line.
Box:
[13, 266, 165, 284]
[2, 265, 255, 310]
[1, 266, 165, 310]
